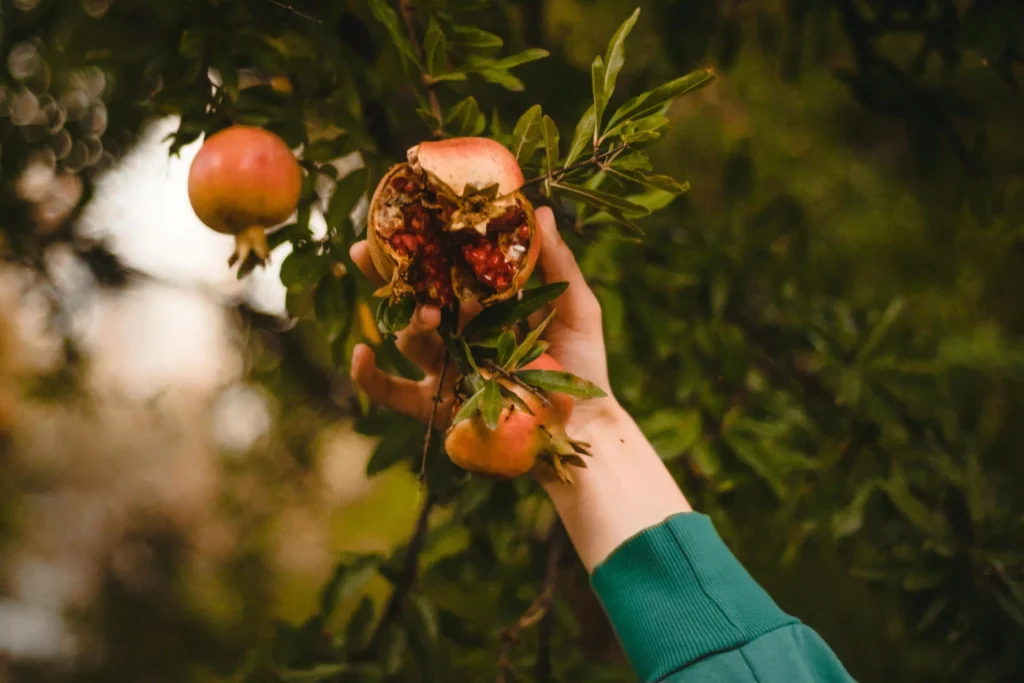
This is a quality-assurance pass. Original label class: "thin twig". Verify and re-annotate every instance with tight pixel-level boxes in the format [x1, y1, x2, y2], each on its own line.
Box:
[419, 351, 450, 483]
[483, 361, 551, 408]
[268, 0, 323, 23]
[365, 494, 436, 654]
[520, 144, 630, 190]
[399, 0, 444, 128]
[496, 525, 564, 683]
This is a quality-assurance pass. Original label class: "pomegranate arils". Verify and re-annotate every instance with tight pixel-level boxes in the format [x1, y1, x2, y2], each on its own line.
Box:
[487, 206, 526, 234]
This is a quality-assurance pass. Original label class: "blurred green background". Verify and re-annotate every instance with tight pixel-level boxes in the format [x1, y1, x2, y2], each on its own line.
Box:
[1, 0, 1023, 682]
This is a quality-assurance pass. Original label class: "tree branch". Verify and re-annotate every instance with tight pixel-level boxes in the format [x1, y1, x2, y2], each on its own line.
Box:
[366, 494, 436, 653]
[520, 144, 629, 190]
[419, 351, 450, 483]
[399, 0, 443, 128]
[268, 0, 323, 23]
[496, 525, 564, 683]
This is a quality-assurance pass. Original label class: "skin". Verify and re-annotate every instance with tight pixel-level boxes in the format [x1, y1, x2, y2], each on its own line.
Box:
[350, 206, 692, 571]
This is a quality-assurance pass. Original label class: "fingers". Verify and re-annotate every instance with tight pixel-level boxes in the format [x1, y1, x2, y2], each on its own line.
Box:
[349, 241, 386, 286]
[533, 206, 602, 329]
[395, 305, 444, 372]
[351, 344, 432, 422]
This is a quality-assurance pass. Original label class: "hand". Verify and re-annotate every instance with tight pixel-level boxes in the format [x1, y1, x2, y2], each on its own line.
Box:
[348, 206, 617, 432]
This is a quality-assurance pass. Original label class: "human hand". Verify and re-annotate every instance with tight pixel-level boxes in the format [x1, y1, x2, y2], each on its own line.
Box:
[348, 206, 617, 433]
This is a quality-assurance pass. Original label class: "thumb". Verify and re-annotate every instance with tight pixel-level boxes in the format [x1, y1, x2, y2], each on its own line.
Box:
[534, 206, 602, 326]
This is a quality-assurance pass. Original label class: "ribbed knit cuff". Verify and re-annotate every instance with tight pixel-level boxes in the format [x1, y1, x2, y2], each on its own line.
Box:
[591, 513, 798, 682]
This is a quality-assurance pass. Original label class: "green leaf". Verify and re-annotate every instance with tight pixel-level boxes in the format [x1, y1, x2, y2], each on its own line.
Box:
[601, 9, 640, 116]
[641, 409, 703, 460]
[515, 369, 607, 399]
[314, 277, 351, 342]
[541, 115, 559, 174]
[448, 24, 503, 50]
[592, 56, 608, 134]
[368, 0, 422, 70]
[552, 182, 651, 215]
[280, 247, 327, 292]
[504, 310, 555, 370]
[494, 48, 549, 68]
[611, 151, 652, 171]
[318, 555, 380, 620]
[509, 105, 543, 163]
[178, 28, 206, 59]
[430, 72, 468, 83]
[498, 383, 535, 415]
[279, 664, 354, 683]
[424, 15, 446, 76]
[366, 425, 420, 475]
[326, 168, 369, 241]
[563, 105, 596, 168]
[445, 96, 486, 137]
[451, 386, 485, 425]
[480, 381, 503, 430]
[477, 68, 524, 91]
[304, 134, 352, 162]
[516, 340, 549, 368]
[496, 331, 516, 367]
[462, 282, 568, 339]
[607, 67, 715, 127]
[607, 167, 690, 194]
[857, 298, 906, 360]
[605, 112, 670, 143]
[376, 297, 416, 335]
[345, 596, 376, 652]
[379, 625, 407, 676]
[408, 595, 439, 643]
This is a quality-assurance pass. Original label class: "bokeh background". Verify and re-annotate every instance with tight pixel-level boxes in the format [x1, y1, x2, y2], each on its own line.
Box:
[2, 0, 1023, 682]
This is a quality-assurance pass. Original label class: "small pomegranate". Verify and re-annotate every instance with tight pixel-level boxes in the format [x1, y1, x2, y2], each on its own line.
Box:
[188, 125, 302, 267]
[444, 354, 590, 483]
[367, 137, 540, 307]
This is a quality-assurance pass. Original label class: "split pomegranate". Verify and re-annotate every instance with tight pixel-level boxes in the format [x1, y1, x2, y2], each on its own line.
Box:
[368, 137, 540, 306]
[444, 354, 591, 483]
[188, 125, 302, 267]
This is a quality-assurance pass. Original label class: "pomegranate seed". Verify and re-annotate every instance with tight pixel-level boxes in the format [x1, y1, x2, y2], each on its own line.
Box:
[401, 234, 418, 252]
[424, 242, 438, 256]
[479, 271, 496, 286]
[487, 252, 504, 268]
[518, 224, 530, 241]
[495, 275, 510, 290]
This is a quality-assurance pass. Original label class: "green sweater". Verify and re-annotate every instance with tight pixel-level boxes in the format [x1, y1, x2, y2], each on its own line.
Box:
[591, 513, 855, 683]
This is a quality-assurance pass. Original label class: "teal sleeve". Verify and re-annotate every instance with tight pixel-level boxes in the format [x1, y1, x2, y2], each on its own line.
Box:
[590, 513, 855, 683]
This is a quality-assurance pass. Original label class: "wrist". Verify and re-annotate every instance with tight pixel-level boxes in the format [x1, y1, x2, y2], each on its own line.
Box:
[542, 397, 693, 572]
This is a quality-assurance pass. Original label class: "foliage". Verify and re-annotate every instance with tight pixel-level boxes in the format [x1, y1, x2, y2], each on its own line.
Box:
[2, 1, 1024, 682]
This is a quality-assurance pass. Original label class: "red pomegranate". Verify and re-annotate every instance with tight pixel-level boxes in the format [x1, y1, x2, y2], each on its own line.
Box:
[188, 125, 302, 267]
[367, 137, 540, 307]
[444, 354, 590, 483]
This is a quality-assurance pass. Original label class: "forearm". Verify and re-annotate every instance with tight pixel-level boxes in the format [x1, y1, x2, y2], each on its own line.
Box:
[542, 399, 692, 572]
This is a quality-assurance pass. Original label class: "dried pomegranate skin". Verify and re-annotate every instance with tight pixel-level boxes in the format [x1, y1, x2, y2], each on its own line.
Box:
[367, 144, 540, 307]
[188, 125, 301, 236]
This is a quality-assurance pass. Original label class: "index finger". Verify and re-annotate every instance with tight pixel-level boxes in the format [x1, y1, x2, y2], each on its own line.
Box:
[349, 241, 386, 286]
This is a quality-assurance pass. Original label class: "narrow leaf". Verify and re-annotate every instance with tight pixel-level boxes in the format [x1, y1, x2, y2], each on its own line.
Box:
[452, 387, 485, 425]
[495, 48, 549, 68]
[542, 115, 560, 174]
[279, 664, 353, 683]
[602, 9, 640, 110]
[496, 331, 516, 367]
[563, 105, 596, 168]
[509, 105, 543, 162]
[608, 67, 715, 127]
[591, 56, 608, 133]
[326, 167, 369, 239]
[368, 0, 422, 70]
[446, 96, 485, 137]
[505, 310, 555, 370]
[462, 282, 568, 339]
[376, 297, 416, 335]
[424, 16, 446, 76]
[516, 340, 549, 368]
[449, 24, 503, 50]
[607, 167, 690, 194]
[515, 369, 607, 399]
[480, 381, 503, 430]
[498, 383, 534, 415]
[552, 182, 651, 215]
[478, 68, 524, 91]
